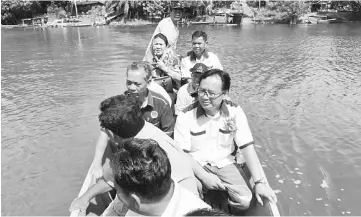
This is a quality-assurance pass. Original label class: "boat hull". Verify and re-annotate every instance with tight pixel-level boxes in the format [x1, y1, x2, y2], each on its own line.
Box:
[71, 155, 280, 216]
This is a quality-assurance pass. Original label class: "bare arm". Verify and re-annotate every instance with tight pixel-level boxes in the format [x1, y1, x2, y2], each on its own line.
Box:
[242, 144, 263, 181]
[69, 178, 113, 213]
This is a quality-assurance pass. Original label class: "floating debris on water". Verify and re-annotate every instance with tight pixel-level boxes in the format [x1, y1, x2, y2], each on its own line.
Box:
[316, 198, 323, 201]
[337, 198, 341, 201]
[278, 180, 284, 184]
[340, 188, 344, 191]
[346, 211, 351, 214]
[275, 174, 280, 179]
[289, 197, 293, 200]
[274, 189, 282, 194]
[308, 184, 312, 187]
[297, 201, 300, 204]
[295, 185, 299, 188]
[289, 171, 294, 174]
[297, 172, 304, 175]
[262, 164, 267, 168]
[294, 180, 302, 185]
[295, 168, 299, 171]
[325, 204, 329, 207]
[321, 180, 329, 189]
[255, 144, 262, 148]
[342, 212, 345, 215]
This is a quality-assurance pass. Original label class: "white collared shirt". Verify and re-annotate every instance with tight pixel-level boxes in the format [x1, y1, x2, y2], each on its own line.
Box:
[125, 181, 210, 217]
[180, 51, 223, 79]
[174, 100, 254, 168]
[175, 83, 197, 115]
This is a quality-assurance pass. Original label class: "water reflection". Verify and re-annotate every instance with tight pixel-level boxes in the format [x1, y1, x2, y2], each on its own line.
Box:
[1, 24, 361, 215]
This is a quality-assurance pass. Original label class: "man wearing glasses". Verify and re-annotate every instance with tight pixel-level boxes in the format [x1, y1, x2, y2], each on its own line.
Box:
[174, 69, 277, 210]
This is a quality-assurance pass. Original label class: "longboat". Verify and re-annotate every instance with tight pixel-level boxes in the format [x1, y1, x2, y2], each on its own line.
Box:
[70, 157, 280, 216]
[70, 24, 281, 216]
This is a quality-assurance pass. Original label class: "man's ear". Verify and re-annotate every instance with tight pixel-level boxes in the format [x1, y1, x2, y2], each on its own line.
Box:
[130, 193, 141, 210]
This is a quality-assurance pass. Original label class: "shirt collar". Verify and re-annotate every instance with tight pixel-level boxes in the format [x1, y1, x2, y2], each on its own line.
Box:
[125, 180, 179, 217]
[160, 181, 180, 217]
[196, 100, 230, 119]
[187, 83, 197, 95]
[189, 50, 209, 62]
[141, 90, 154, 109]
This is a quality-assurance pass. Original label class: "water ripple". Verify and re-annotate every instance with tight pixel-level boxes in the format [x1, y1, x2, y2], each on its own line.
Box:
[2, 24, 361, 215]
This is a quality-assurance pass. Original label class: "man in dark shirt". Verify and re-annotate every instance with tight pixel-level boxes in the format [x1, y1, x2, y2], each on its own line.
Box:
[126, 61, 174, 137]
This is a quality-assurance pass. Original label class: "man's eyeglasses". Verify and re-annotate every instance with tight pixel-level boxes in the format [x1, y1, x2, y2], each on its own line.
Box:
[197, 89, 224, 99]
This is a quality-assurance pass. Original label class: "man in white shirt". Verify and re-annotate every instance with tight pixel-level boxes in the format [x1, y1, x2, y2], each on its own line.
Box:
[110, 138, 209, 216]
[180, 31, 223, 83]
[175, 69, 277, 210]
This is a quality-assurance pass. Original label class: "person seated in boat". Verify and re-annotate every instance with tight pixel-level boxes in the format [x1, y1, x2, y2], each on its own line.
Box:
[108, 138, 210, 216]
[175, 63, 231, 116]
[69, 94, 198, 216]
[174, 69, 277, 210]
[185, 208, 228, 216]
[144, 33, 181, 104]
[180, 31, 223, 85]
[89, 61, 175, 179]
[143, 3, 181, 62]
[126, 61, 174, 136]
[175, 63, 208, 115]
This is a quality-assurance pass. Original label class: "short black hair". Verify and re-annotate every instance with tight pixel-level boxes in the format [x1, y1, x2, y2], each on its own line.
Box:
[199, 69, 231, 92]
[98, 94, 145, 138]
[99, 95, 126, 112]
[192, 31, 208, 42]
[185, 208, 229, 216]
[153, 33, 169, 47]
[111, 138, 172, 202]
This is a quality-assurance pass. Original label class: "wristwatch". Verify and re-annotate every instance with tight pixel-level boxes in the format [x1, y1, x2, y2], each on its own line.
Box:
[254, 177, 267, 186]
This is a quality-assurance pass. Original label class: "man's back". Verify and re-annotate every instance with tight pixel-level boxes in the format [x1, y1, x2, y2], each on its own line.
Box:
[136, 122, 198, 195]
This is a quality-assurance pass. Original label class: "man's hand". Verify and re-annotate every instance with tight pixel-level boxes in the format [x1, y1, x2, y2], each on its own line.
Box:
[90, 163, 103, 180]
[69, 196, 90, 216]
[255, 184, 277, 206]
[200, 172, 226, 191]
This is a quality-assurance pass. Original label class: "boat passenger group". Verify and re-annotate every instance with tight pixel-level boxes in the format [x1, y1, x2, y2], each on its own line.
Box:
[69, 7, 277, 217]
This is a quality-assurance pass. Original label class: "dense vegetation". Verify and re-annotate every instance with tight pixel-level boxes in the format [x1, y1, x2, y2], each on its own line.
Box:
[2, 0, 361, 25]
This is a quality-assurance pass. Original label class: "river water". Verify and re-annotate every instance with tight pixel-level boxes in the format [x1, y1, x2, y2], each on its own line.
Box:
[1, 24, 361, 216]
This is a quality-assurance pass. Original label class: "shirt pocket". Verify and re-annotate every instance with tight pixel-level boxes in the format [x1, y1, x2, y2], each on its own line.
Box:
[218, 128, 234, 147]
[190, 129, 207, 152]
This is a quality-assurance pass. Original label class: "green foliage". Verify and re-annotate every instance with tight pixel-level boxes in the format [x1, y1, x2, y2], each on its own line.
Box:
[265, 1, 310, 16]
[1, 1, 50, 25]
[2, 0, 361, 25]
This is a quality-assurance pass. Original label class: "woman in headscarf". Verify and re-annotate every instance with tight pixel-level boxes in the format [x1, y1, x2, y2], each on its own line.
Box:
[145, 33, 181, 91]
[143, 4, 181, 61]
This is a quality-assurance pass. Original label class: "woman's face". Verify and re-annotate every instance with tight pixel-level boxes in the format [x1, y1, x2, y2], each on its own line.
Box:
[152, 37, 167, 56]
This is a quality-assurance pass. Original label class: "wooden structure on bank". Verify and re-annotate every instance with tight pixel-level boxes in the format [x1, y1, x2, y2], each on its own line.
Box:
[21, 17, 48, 26]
